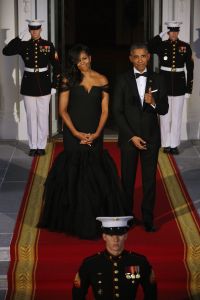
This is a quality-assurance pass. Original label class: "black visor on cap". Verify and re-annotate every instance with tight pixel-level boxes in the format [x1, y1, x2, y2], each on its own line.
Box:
[168, 27, 180, 32]
[29, 25, 41, 30]
[102, 227, 128, 235]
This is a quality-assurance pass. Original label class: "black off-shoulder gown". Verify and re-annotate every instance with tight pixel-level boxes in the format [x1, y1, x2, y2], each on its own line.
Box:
[38, 84, 128, 239]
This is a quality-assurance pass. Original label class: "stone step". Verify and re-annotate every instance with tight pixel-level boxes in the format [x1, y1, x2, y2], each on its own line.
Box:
[0, 247, 9, 292]
[0, 289, 7, 300]
[0, 275, 7, 289]
[0, 247, 10, 262]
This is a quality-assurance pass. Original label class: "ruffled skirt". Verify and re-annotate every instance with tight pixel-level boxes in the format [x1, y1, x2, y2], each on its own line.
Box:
[38, 146, 127, 239]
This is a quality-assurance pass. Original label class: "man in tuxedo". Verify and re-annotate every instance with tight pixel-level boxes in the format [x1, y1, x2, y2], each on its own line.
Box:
[113, 43, 168, 232]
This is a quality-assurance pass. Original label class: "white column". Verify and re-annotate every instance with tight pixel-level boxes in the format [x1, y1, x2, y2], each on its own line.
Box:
[49, 0, 57, 136]
[17, 0, 35, 141]
[188, 0, 200, 139]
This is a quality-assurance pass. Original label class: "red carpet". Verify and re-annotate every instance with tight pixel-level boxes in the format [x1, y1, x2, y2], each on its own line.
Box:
[6, 142, 200, 300]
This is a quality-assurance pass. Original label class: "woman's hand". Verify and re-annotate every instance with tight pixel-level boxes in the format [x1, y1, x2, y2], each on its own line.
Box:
[75, 132, 90, 142]
[87, 133, 98, 143]
[79, 132, 98, 146]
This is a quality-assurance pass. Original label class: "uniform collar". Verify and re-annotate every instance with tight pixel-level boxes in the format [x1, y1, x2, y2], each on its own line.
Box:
[104, 249, 126, 261]
[168, 38, 179, 44]
[31, 37, 42, 43]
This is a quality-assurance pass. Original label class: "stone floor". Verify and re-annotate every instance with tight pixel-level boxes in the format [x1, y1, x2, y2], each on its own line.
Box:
[0, 139, 200, 300]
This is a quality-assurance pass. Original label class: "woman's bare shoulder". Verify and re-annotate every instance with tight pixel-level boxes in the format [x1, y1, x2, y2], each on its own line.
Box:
[91, 71, 108, 86]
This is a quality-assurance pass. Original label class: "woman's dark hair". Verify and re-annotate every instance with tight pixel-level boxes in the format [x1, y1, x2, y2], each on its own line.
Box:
[65, 44, 91, 86]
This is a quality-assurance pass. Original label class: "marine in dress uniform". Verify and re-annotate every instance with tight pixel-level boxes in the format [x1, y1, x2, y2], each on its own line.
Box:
[2, 19, 61, 156]
[148, 21, 194, 154]
[72, 216, 157, 300]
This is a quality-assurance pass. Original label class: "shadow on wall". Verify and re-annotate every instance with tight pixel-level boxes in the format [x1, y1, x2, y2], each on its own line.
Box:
[0, 28, 18, 139]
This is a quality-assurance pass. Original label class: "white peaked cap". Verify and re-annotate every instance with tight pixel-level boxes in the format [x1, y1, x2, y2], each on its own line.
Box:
[26, 19, 45, 27]
[96, 216, 133, 228]
[165, 21, 182, 28]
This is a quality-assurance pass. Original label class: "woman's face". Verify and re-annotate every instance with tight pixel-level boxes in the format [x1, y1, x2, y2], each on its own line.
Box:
[77, 51, 91, 72]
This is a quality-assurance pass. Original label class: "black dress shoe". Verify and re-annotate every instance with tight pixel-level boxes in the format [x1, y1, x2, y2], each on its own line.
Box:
[144, 222, 157, 232]
[170, 147, 179, 155]
[163, 147, 171, 153]
[28, 149, 37, 157]
[37, 149, 46, 156]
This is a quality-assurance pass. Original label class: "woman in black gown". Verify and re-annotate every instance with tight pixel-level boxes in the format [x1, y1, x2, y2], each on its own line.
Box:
[38, 44, 127, 239]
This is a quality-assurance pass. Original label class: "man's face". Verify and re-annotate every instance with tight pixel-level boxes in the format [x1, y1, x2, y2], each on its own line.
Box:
[129, 48, 150, 73]
[168, 31, 179, 41]
[103, 233, 127, 256]
[29, 28, 42, 40]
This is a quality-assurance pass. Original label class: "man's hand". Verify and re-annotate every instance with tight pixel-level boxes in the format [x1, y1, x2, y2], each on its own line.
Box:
[144, 88, 156, 105]
[184, 93, 191, 100]
[51, 88, 57, 95]
[131, 136, 147, 150]
[19, 28, 29, 40]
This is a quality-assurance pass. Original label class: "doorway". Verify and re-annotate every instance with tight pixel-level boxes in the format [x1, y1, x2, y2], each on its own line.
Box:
[51, 0, 154, 136]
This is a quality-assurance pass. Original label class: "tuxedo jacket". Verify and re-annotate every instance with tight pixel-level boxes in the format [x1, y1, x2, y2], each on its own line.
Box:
[113, 69, 168, 147]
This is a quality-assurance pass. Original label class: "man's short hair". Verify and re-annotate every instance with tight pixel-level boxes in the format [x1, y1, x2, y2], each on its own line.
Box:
[130, 42, 149, 53]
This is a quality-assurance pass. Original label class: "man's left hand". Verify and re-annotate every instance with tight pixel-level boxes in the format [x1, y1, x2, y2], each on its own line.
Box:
[51, 88, 56, 95]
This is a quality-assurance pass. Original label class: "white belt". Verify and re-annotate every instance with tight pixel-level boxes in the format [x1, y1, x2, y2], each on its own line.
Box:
[24, 67, 48, 73]
[161, 66, 184, 72]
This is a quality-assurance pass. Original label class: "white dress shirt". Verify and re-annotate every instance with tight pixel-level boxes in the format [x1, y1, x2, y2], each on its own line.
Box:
[134, 67, 147, 106]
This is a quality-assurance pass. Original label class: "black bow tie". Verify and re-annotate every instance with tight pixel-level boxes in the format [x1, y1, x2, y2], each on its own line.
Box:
[135, 72, 148, 78]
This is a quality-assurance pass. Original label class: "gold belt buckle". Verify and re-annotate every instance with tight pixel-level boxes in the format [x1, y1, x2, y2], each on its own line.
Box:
[171, 68, 176, 72]
[34, 68, 39, 72]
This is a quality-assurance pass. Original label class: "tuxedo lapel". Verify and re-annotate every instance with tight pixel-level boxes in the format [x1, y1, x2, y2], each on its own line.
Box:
[145, 73, 154, 93]
[126, 70, 142, 109]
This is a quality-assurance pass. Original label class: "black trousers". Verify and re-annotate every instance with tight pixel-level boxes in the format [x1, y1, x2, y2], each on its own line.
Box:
[120, 142, 159, 224]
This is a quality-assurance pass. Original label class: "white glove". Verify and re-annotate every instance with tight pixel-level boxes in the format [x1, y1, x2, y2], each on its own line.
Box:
[184, 93, 191, 100]
[19, 28, 29, 40]
[51, 88, 57, 95]
[159, 30, 169, 38]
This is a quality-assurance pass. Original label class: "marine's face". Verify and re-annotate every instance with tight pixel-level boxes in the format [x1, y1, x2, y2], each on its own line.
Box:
[29, 28, 41, 40]
[77, 51, 91, 72]
[103, 233, 127, 256]
[129, 48, 150, 73]
[168, 31, 179, 41]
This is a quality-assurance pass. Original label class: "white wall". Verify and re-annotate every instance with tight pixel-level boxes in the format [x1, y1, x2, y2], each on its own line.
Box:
[188, 0, 200, 139]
